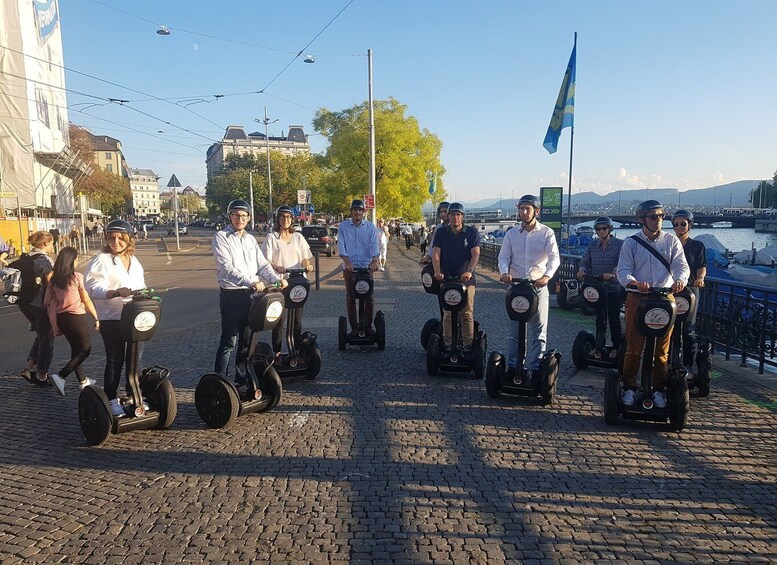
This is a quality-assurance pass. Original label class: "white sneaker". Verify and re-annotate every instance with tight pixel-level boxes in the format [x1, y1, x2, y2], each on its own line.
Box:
[653, 391, 667, 408]
[622, 389, 635, 406]
[50, 373, 66, 397]
[110, 398, 126, 418]
[79, 377, 97, 390]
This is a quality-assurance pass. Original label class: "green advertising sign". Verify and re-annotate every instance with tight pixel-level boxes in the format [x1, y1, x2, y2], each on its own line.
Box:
[540, 187, 563, 233]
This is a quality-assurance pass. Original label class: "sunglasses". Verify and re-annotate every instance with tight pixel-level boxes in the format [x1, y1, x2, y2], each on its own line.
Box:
[645, 213, 665, 220]
[673, 221, 688, 227]
[595, 227, 609, 232]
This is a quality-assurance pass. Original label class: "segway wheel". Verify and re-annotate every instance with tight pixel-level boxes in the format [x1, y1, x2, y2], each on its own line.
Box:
[420, 318, 440, 349]
[669, 377, 690, 432]
[540, 352, 560, 406]
[616, 337, 627, 376]
[78, 386, 112, 447]
[485, 351, 503, 398]
[338, 316, 347, 351]
[473, 335, 487, 380]
[195, 373, 239, 429]
[603, 370, 620, 425]
[579, 299, 596, 316]
[304, 340, 322, 381]
[572, 331, 596, 370]
[426, 334, 440, 376]
[375, 311, 386, 350]
[256, 366, 283, 412]
[557, 285, 575, 310]
[696, 350, 711, 398]
[151, 378, 177, 430]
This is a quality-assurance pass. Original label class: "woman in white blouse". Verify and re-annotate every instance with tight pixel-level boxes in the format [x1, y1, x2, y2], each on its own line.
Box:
[262, 206, 314, 354]
[85, 220, 146, 418]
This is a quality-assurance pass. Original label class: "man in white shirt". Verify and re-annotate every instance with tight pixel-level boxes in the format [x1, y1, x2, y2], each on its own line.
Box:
[616, 199, 690, 409]
[498, 195, 560, 382]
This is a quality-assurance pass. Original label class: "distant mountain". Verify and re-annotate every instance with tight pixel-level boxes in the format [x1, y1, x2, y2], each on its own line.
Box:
[459, 180, 759, 211]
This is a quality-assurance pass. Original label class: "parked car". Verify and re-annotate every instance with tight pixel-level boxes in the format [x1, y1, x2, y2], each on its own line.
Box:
[301, 225, 337, 257]
[167, 224, 188, 235]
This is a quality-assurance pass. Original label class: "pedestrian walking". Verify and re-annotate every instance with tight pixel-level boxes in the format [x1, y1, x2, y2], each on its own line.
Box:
[419, 226, 429, 257]
[69, 225, 81, 249]
[45, 246, 99, 396]
[376, 219, 389, 271]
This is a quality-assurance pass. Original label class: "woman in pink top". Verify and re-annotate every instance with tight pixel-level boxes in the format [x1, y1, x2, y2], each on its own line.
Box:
[44, 247, 99, 396]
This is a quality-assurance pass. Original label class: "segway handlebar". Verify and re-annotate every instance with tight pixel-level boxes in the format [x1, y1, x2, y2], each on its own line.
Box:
[509, 277, 534, 285]
[285, 268, 307, 276]
[129, 288, 164, 302]
[626, 284, 673, 295]
[353, 267, 372, 273]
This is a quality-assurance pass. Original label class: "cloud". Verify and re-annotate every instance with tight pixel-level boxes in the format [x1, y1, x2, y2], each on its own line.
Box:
[193, 43, 199, 51]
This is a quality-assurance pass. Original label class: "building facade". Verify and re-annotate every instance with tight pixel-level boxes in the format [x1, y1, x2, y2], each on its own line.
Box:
[129, 169, 160, 218]
[88, 133, 129, 178]
[206, 125, 310, 181]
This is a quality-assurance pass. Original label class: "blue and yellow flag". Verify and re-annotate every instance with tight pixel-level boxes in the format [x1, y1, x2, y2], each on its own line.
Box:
[543, 43, 576, 154]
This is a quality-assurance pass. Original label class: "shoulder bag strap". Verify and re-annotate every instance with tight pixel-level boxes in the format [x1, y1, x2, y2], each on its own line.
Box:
[629, 234, 671, 273]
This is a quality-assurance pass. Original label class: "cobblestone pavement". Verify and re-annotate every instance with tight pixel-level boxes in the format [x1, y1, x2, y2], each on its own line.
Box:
[1, 238, 775, 564]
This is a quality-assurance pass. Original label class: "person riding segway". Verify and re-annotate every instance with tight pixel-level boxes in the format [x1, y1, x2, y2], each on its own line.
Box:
[485, 194, 561, 403]
[262, 205, 320, 379]
[606, 200, 691, 430]
[337, 199, 385, 350]
[572, 216, 625, 369]
[672, 209, 711, 397]
[427, 203, 486, 377]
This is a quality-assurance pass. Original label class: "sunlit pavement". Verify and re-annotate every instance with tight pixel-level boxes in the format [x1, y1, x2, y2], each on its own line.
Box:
[1, 235, 775, 564]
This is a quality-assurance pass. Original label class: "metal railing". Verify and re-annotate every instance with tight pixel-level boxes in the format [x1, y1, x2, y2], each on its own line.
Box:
[479, 243, 777, 374]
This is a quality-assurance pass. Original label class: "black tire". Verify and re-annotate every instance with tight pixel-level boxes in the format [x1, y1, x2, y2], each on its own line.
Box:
[669, 377, 690, 431]
[540, 352, 559, 406]
[305, 340, 322, 380]
[256, 366, 283, 412]
[426, 334, 440, 376]
[604, 370, 620, 425]
[151, 378, 177, 430]
[485, 351, 503, 398]
[420, 318, 440, 350]
[572, 331, 596, 369]
[696, 349, 711, 398]
[326, 249, 332, 257]
[557, 284, 575, 310]
[473, 336, 487, 380]
[338, 316, 347, 351]
[195, 373, 239, 429]
[616, 336, 627, 376]
[579, 300, 596, 316]
[375, 311, 386, 350]
[78, 386, 112, 446]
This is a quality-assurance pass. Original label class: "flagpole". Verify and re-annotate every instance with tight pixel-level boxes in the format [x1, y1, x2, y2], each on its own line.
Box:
[565, 32, 577, 253]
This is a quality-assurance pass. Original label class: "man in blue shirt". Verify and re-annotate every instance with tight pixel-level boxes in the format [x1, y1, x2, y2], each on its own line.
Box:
[432, 202, 481, 354]
[213, 199, 286, 385]
[337, 199, 380, 335]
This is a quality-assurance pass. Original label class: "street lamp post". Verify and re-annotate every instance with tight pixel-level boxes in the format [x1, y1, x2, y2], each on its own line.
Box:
[367, 48, 376, 223]
[256, 107, 278, 219]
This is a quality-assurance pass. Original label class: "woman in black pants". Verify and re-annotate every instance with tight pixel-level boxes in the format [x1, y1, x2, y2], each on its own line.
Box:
[45, 247, 100, 396]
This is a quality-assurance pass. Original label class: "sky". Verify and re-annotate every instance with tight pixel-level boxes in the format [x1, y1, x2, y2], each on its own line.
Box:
[58, 0, 777, 202]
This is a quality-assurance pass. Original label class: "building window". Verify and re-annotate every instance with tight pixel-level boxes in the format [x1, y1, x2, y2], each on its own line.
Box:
[106, 164, 113, 173]
[105, 152, 112, 160]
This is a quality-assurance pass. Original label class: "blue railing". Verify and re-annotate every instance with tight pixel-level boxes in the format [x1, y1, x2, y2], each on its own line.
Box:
[479, 243, 777, 374]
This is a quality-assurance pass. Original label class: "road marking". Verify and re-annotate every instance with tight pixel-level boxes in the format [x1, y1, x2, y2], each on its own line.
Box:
[166, 252, 172, 265]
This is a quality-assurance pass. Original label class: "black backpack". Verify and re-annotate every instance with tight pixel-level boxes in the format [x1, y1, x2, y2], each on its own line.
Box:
[4, 253, 42, 305]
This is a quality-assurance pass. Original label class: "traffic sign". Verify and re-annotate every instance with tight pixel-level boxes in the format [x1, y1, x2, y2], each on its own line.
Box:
[364, 194, 375, 209]
[308, 204, 315, 214]
[297, 190, 311, 204]
[167, 174, 182, 188]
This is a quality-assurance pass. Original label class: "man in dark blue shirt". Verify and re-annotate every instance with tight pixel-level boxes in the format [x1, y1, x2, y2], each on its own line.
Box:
[432, 202, 481, 353]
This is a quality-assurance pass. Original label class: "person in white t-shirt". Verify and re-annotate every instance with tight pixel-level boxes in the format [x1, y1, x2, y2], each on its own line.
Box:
[262, 205, 314, 354]
[376, 219, 389, 271]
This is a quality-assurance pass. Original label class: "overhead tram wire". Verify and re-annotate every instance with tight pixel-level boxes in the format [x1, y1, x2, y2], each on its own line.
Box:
[0, 44, 224, 130]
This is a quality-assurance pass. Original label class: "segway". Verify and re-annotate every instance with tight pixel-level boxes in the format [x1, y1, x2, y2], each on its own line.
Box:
[426, 276, 487, 378]
[572, 275, 621, 370]
[420, 263, 441, 349]
[274, 268, 321, 380]
[195, 285, 285, 429]
[338, 268, 385, 350]
[673, 287, 711, 397]
[604, 287, 690, 431]
[78, 289, 177, 446]
[485, 279, 560, 405]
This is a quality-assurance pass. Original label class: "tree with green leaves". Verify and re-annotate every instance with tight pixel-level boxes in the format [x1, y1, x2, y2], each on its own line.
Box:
[750, 171, 777, 208]
[313, 97, 446, 220]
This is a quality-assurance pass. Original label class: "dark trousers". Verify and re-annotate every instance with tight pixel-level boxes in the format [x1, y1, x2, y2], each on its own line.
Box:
[99, 320, 141, 400]
[343, 270, 374, 330]
[420, 242, 428, 255]
[623, 293, 673, 390]
[600, 291, 623, 348]
[56, 312, 92, 383]
[19, 303, 53, 373]
[683, 286, 700, 365]
[272, 308, 303, 354]
[215, 291, 251, 381]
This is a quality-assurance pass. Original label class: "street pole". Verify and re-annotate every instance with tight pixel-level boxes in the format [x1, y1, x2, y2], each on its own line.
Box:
[367, 48, 376, 224]
[249, 171, 255, 231]
[264, 107, 275, 218]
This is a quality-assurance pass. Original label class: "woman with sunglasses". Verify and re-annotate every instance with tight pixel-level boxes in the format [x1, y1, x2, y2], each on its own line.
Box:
[576, 216, 624, 357]
[672, 209, 706, 366]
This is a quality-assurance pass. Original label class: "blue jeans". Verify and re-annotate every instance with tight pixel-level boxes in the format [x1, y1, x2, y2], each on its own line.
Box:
[215, 290, 252, 382]
[508, 286, 549, 370]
